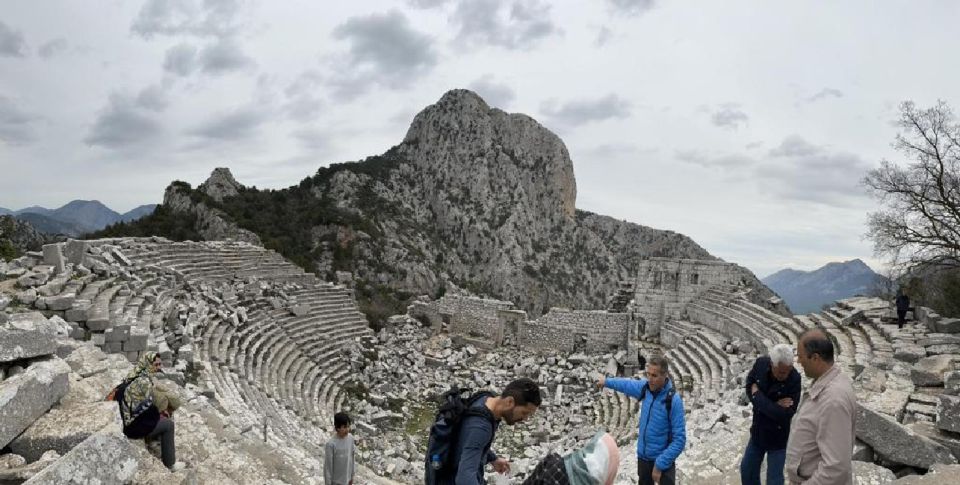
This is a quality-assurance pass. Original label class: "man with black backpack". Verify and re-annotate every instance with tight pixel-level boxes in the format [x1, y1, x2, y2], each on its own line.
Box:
[598, 355, 686, 485]
[425, 377, 542, 485]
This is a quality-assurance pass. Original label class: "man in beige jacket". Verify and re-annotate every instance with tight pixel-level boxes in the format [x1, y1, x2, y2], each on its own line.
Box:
[785, 329, 857, 485]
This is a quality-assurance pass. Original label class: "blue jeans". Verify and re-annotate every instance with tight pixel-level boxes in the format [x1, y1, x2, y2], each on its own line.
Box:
[740, 438, 785, 485]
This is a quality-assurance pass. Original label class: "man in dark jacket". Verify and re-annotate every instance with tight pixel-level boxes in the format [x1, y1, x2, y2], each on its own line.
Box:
[740, 344, 801, 485]
[895, 292, 911, 328]
[439, 378, 541, 485]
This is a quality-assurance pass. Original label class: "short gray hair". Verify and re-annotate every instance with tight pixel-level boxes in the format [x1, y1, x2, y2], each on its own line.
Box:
[769, 344, 794, 366]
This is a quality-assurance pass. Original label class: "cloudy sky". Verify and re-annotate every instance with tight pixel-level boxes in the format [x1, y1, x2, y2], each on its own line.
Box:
[2, 0, 958, 278]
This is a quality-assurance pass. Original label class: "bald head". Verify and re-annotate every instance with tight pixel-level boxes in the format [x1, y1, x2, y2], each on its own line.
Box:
[797, 328, 835, 379]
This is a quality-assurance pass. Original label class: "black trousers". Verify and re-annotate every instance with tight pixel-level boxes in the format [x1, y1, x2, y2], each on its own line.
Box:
[146, 417, 176, 468]
[897, 309, 908, 328]
[638, 460, 676, 485]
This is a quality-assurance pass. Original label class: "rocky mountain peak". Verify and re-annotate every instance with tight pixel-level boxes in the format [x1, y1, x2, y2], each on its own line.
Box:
[199, 167, 244, 202]
[401, 89, 576, 220]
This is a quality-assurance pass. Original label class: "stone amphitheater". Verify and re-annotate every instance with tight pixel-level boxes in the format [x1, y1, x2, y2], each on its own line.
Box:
[2, 238, 960, 484]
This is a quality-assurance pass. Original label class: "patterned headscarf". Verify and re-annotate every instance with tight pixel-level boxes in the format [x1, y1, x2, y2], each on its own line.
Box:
[127, 351, 159, 380]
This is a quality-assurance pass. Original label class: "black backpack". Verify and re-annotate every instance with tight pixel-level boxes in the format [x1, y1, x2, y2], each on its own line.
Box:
[424, 386, 495, 484]
[639, 382, 677, 444]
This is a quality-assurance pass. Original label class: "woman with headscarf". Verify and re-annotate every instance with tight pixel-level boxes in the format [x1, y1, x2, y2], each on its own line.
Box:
[521, 431, 621, 485]
[117, 352, 182, 470]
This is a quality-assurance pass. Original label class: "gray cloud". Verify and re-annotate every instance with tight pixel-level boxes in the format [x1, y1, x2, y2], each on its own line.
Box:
[37, 38, 68, 59]
[607, 0, 656, 16]
[406, 0, 450, 8]
[283, 70, 323, 122]
[452, 0, 560, 50]
[467, 75, 515, 108]
[136, 85, 169, 112]
[188, 107, 268, 140]
[199, 37, 254, 74]
[84, 93, 163, 148]
[596, 26, 613, 47]
[0, 21, 27, 57]
[163, 43, 198, 76]
[710, 104, 748, 129]
[768, 134, 820, 157]
[756, 135, 872, 205]
[291, 127, 330, 152]
[675, 150, 754, 168]
[0, 96, 38, 145]
[131, 0, 241, 39]
[540, 94, 631, 127]
[329, 10, 437, 98]
[806, 87, 843, 103]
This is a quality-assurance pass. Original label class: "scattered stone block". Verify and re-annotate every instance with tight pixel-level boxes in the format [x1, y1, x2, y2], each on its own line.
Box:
[912, 355, 956, 387]
[16, 288, 38, 305]
[64, 301, 91, 322]
[938, 395, 960, 434]
[124, 329, 149, 352]
[935, 318, 960, 334]
[945, 371, 960, 395]
[9, 402, 122, 462]
[0, 450, 60, 483]
[42, 293, 75, 311]
[0, 324, 58, 363]
[895, 344, 926, 364]
[289, 304, 309, 317]
[41, 244, 65, 273]
[852, 460, 895, 483]
[0, 357, 71, 448]
[21, 433, 139, 484]
[856, 403, 957, 469]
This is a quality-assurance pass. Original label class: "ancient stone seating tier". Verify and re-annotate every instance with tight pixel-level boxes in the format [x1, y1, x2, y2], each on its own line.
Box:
[684, 289, 785, 351]
[21, 238, 376, 457]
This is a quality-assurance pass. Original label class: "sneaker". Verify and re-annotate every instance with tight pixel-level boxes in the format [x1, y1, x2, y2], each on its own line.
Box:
[170, 462, 187, 472]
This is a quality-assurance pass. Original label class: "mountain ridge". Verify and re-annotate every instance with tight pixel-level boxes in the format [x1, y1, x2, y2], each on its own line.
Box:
[762, 258, 884, 314]
[0, 201, 158, 236]
[97, 89, 783, 324]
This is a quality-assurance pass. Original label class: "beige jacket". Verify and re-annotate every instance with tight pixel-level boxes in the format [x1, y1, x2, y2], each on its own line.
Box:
[785, 365, 856, 485]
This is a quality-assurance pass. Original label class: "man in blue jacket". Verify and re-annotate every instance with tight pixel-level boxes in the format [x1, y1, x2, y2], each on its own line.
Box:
[598, 355, 686, 485]
[740, 344, 801, 485]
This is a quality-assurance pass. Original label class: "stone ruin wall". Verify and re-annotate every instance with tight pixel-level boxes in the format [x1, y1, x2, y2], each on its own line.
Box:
[521, 309, 629, 353]
[410, 295, 630, 353]
[631, 257, 750, 338]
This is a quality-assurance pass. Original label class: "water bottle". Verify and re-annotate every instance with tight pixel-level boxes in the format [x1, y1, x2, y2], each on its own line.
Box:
[431, 454, 442, 471]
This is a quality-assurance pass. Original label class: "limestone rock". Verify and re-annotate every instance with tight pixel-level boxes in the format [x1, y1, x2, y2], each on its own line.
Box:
[199, 167, 244, 202]
[935, 318, 960, 334]
[854, 460, 896, 485]
[911, 355, 956, 387]
[0, 357, 71, 448]
[9, 402, 122, 462]
[0, 323, 58, 363]
[856, 404, 957, 469]
[163, 182, 261, 246]
[889, 464, 960, 484]
[0, 450, 60, 483]
[938, 394, 960, 434]
[22, 433, 139, 484]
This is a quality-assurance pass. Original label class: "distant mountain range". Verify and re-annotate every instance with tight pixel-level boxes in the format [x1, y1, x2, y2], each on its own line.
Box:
[0, 201, 157, 237]
[763, 259, 886, 314]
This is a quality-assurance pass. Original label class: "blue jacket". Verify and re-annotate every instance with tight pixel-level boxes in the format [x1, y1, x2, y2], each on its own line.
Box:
[605, 377, 686, 471]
